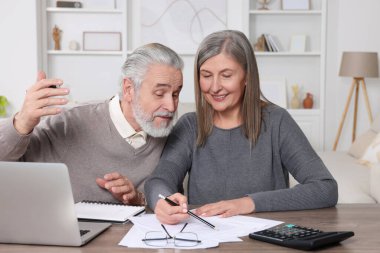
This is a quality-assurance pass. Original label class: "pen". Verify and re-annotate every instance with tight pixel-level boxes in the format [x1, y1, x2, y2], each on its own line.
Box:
[158, 194, 216, 230]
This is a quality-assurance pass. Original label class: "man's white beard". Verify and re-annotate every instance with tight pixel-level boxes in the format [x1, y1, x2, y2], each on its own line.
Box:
[132, 99, 175, 138]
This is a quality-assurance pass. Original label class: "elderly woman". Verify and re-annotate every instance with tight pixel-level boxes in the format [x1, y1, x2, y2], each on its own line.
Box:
[144, 30, 337, 225]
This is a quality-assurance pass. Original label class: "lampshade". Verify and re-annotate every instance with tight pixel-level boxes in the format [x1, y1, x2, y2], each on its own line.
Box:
[339, 52, 379, 78]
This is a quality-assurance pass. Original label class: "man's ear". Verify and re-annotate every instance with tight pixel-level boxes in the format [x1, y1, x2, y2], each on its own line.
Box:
[122, 78, 135, 102]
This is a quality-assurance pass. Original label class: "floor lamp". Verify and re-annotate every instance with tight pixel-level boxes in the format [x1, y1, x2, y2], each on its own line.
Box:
[333, 52, 379, 151]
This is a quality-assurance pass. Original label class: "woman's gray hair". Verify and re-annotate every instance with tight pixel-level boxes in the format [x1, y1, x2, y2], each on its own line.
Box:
[120, 43, 184, 95]
[194, 30, 264, 146]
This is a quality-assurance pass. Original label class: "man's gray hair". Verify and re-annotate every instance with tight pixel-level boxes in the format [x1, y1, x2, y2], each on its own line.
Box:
[120, 43, 184, 96]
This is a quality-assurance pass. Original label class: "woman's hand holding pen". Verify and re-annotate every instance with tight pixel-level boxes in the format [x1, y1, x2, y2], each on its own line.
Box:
[194, 197, 255, 218]
[154, 193, 189, 225]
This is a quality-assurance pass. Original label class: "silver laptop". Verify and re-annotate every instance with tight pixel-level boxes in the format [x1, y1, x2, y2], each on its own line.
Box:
[0, 161, 111, 246]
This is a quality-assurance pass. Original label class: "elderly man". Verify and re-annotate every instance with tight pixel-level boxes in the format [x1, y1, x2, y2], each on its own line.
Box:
[0, 43, 184, 206]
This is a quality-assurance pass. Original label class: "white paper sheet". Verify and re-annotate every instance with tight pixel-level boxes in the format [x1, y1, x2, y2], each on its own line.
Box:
[119, 214, 283, 249]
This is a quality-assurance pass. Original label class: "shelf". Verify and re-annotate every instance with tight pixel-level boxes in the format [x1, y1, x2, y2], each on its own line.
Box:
[249, 10, 322, 15]
[46, 7, 123, 14]
[288, 109, 321, 116]
[255, 52, 321, 56]
[47, 50, 123, 55]
[247, 0, 327, 150]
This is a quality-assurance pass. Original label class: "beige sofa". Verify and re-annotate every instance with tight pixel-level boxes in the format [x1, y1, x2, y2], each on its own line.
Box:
[291, 113, 380, 204]
[317, 152, 379, 203]
[316, 114, 380, 204]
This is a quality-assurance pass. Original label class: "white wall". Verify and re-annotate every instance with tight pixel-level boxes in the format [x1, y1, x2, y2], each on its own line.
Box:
[325, 0, 380, 151]
[1, 0, 380, 151]
[0, 0, 39, 116]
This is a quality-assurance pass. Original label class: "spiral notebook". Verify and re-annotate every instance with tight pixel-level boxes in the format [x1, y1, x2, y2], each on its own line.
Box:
[75, 200, 145, 223]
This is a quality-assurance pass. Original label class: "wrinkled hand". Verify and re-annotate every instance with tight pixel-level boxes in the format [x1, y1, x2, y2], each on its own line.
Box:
[14, 71, 69, 135]
[194, 197, 255, 218]
[154, 193, 189, 225]
[96, 172, 144, 205]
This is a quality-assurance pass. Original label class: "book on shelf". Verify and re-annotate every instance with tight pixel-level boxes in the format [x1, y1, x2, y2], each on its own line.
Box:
[267, 34, 281, 52]
[75, 200, 145, 223]
[263, 34, 274, 52]
[262, 34, 281, 52]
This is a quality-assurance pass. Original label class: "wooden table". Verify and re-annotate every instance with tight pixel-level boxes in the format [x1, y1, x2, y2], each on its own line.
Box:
[0, 204, 379, 252]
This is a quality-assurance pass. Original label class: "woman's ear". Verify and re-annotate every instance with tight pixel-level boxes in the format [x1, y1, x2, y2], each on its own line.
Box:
[122, 78, 134, 102]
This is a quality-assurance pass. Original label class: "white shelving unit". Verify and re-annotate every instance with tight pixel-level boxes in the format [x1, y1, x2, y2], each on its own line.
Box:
[38, 0, 326, 149]
[249, 10, 322, 15]
[255, 52, 321, 56]
[39, 0, 129, 103]
[46, 7, 124, 13]
[47, 50, 124, 55]
[245, 0, 327, 150]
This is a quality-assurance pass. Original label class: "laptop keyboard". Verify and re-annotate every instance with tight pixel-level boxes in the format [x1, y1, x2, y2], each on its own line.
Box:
[80, 229, 90, 236]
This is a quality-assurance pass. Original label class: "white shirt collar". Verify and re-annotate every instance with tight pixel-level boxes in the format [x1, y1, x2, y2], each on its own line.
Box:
[109, 95, 147, 140]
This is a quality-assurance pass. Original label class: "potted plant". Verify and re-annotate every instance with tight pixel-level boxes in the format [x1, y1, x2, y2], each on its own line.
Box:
[0, 95, 9, 117]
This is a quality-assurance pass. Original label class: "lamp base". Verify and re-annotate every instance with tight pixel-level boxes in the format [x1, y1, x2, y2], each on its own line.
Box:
[333, 78, 373, 151]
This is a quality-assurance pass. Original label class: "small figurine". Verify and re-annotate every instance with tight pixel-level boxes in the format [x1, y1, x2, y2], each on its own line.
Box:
[52, 25, 62, 50]
[258, 0, 272, 10]
[303, 92, 314, 109]
[254, 34, 267, 52]
[290, 84, 301, 109]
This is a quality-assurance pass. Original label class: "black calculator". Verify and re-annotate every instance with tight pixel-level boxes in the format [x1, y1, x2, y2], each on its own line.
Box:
[249, 223, 354, 251]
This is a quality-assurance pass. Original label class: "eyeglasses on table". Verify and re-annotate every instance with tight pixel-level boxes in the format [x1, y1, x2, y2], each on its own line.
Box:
[142, 223, 201, 247]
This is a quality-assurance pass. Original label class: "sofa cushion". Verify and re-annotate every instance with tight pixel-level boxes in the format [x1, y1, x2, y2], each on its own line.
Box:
[347, 114, 380, 166]
[348, 130, 377, 159]
[317, 151, 376, 203]
[361, 113, 380, 165]
[359, 132, 380, 166]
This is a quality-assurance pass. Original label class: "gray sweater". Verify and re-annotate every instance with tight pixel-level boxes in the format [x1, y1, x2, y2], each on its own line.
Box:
[0, 101, 166, 203]
[145, 105, 338, 212]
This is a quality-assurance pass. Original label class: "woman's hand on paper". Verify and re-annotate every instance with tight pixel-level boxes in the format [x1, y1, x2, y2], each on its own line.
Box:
[96, 172, 144, 205]
[194, 196, 255, 218]
[154, 193, 189, 225]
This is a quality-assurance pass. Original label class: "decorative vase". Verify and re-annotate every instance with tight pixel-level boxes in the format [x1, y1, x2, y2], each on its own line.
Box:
[290, 96, 300, 109]
[303, 93, 313, 109]
[290, 84, 300, 109]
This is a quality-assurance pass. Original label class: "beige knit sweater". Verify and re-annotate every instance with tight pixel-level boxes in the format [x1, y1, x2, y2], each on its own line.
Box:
[0, 101, 166, 203]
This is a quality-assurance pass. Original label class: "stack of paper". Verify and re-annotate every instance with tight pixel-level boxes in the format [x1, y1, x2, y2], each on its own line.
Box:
[119, 214, 283, 249]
